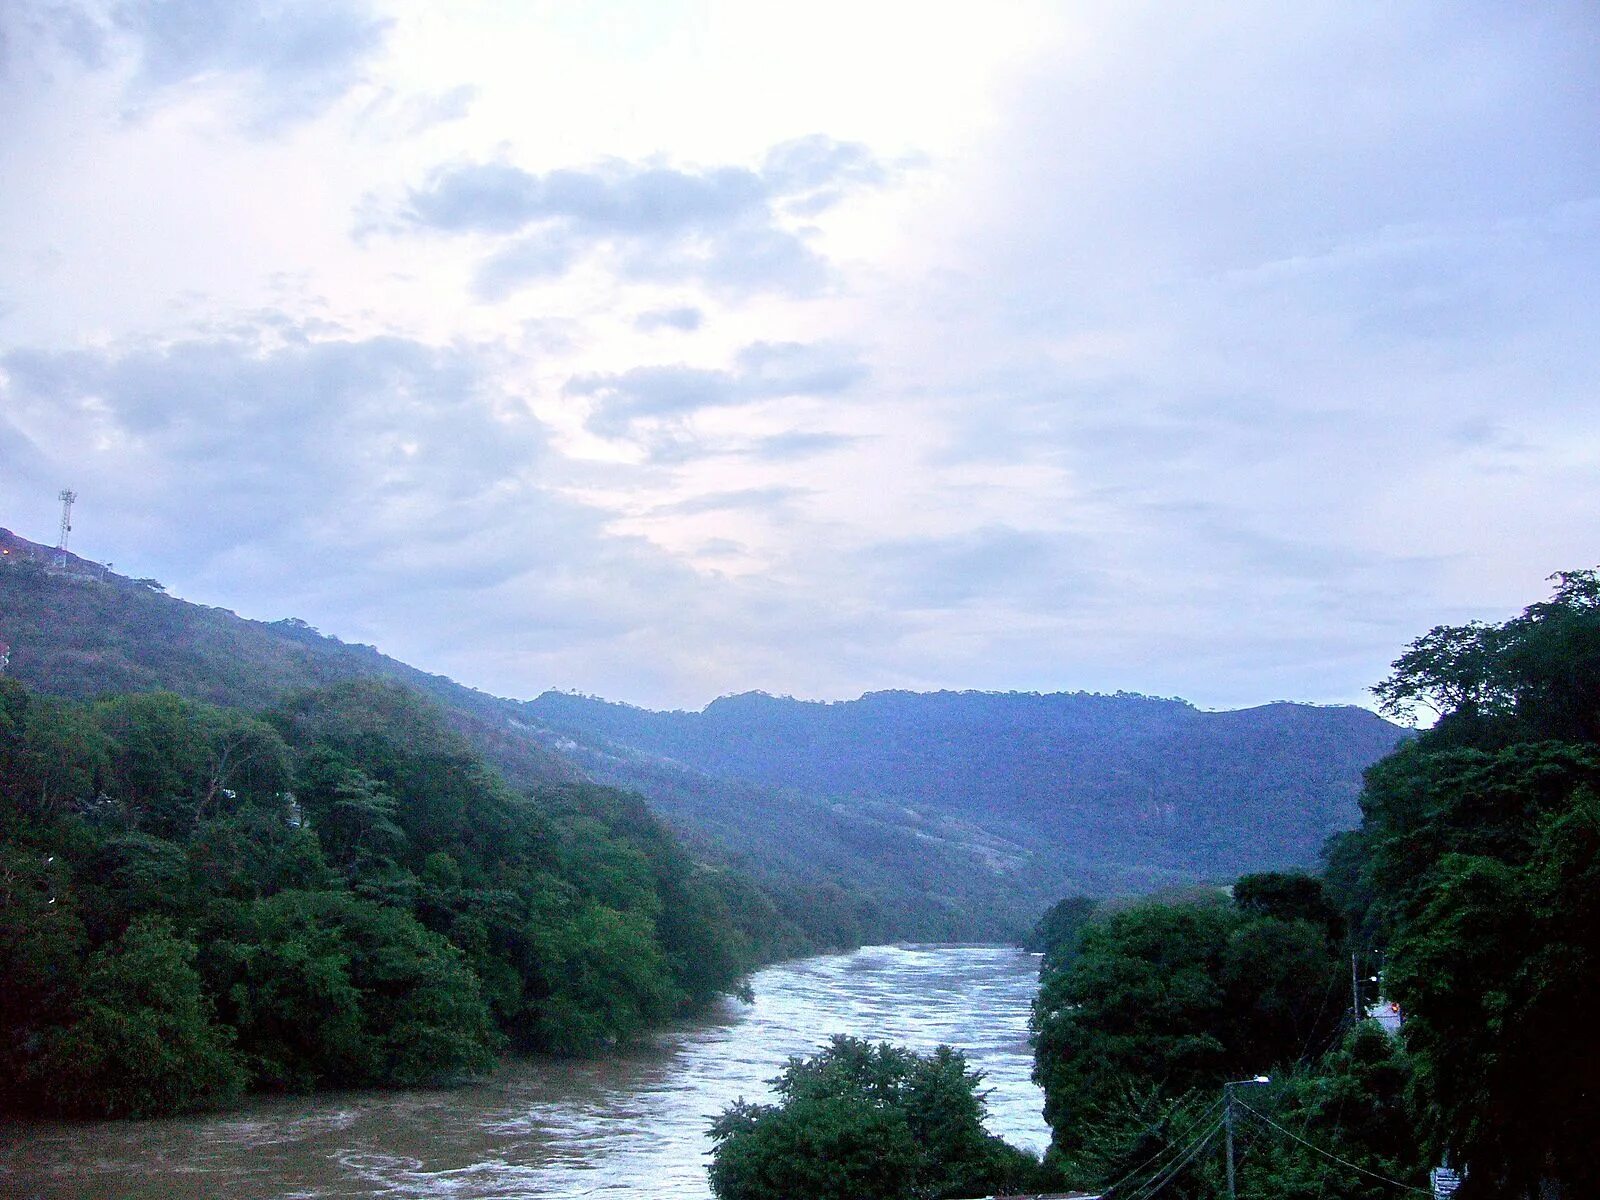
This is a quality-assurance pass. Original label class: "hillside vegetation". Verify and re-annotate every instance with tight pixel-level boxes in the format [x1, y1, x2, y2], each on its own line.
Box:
[0, 526, 574, 790]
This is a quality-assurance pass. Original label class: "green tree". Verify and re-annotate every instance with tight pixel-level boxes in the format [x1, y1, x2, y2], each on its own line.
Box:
[1373, 568, 1600, 743]
[0, 846, 86, 1106]
[1030, 884, 1345, 1189]
[31, 918, 244, 1117]
[1032, 902, 1233, 1159]
[95, 693, 289, 838]
[1231, 1023, 1425, 1200]
[1345, 569, 1600, 1197]
[708, 1036, 1040, 1200]
[530, 902, 679, 1051]
[187, 807, 333, 901]
[76, 832, 194, 939]
[202, 889, 499, 1090]
[711, 1095, 923, 1200]
[1026, 894, 1100, 972]
[0, 674, 770, 1115]
[292, 749, 408, 883]
[1232, 871, 1341, 942]
[14, 696, 112, 819]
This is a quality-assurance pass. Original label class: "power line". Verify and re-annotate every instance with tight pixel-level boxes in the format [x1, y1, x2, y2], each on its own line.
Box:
[1098, 1096, 1224, 1199]
[1235, 1100, 1429, 1194]
[1120, 1121, 1224, 1200]
[1109, 1111, 1225, 1200]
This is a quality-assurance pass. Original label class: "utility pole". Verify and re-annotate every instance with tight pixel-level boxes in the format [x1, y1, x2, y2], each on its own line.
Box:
[1224, 1075, 1270, 1200]
[1351, 951, 1381, 1024]
[1226, 1085, 1236, 1200]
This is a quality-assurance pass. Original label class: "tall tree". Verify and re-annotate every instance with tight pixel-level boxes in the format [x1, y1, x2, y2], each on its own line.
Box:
[1351, 569, 1600, 1198]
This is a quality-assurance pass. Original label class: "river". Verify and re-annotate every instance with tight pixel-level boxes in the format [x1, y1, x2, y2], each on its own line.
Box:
[0, 944, 1049, 1199]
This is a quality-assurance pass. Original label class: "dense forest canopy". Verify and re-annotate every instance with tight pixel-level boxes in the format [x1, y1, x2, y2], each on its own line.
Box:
[0, 676, 819, 1117]
[1330, 569, 1600, 1198]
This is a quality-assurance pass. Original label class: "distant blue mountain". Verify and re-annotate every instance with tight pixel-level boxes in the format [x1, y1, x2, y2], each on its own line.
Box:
[521, 688, 1407, 937]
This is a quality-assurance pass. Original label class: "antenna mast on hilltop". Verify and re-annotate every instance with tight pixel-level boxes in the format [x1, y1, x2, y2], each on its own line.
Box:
[56, 489, 77, 566]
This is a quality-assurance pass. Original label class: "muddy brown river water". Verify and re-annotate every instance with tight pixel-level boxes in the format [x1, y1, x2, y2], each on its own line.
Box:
[0, 944, 1049, 1199]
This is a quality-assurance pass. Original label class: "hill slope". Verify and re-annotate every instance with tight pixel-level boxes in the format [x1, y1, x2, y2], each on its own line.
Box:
[519, 688, 1408, 933]
[0, 527, 575, 790]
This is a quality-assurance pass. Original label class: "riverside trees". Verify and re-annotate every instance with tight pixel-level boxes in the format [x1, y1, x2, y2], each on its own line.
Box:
[1337, 569, 1600, 1198]
[1030, 570, 1600, 1199]
[1028, 875, 1371, 1194]
[0, 677, 769, 1116]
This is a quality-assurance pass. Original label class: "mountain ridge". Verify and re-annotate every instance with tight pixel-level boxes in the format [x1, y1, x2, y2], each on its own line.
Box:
[515, 685, 1407, 936]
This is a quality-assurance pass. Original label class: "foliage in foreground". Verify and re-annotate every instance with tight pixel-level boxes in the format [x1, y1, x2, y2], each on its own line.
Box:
[1332, 568, 1600, 1198]
[1030, 870, 1428, 1198]
[707, 1036, 1045, 1200]
[1030, 569, 1600, 1199]
[0, 677, 793, 1116]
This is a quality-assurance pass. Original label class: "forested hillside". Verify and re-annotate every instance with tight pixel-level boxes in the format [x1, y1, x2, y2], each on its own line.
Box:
[523, 688, 1406, 935]
[0, 527, 575, 790]
[0, 674, 809, 1117]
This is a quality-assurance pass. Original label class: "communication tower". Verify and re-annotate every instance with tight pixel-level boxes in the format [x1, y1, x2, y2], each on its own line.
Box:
[56, 489, 76, 566]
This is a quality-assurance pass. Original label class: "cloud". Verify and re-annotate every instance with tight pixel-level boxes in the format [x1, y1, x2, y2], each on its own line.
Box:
[852, 526, 1096, 611]
[968, 5, 1600, 298]
[733, 340, 866, 395]
[0, 319, 882, 703]
[355, 82, 476, 137]
[5, 3, 1597, 714]
[740, 430, 864, 461]
[399, 136, 895, 297]
[0, 328, 549, 577]
[652, 486, 810, 517]
[473, 233, 578, 300]
[761, 134, 888, 196]
[634, 306, 703, 333]
[0, 412, 50, 482]
[4, 0, 392, 132]
[567, 341, 867, 438]
[0, 2, 111, 73]
[869, 5, 1600, 643]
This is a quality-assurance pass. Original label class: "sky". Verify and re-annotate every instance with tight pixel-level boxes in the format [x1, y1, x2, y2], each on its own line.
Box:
[1, 1, 1597, 712]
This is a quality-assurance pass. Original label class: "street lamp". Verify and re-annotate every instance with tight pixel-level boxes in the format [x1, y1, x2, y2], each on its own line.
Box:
[1224, 1075, 1270, 1200]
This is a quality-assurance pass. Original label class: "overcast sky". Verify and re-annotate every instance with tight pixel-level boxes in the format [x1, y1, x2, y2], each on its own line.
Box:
[2, 2, 1596, 712]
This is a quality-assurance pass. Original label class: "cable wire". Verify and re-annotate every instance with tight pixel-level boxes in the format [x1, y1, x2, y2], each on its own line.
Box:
[1112, 1117, 1224, 1200]
[1119, 1121, 1224, 1200]
[1235, 1100, 1429, 1194]
[1096, 1096, 1224, 1200]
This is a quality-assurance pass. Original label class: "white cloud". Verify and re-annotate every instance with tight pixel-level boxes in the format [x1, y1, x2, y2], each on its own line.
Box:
[2, 2, 1596, 710]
